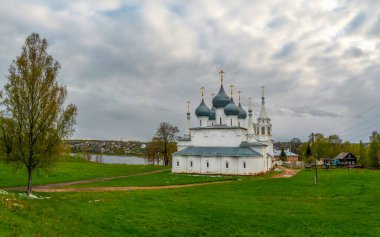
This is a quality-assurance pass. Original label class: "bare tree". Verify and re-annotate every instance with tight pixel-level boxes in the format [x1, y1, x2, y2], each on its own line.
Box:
[154, 122, 179, 166]
[0, 33, 78, 196]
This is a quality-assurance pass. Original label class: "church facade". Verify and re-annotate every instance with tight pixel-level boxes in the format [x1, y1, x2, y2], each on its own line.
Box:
[172, 71, 274, 175]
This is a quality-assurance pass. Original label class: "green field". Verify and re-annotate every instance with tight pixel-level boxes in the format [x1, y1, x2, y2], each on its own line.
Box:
[1, 157, 380, 236]
[0, 155, 167, 188]
[66, 170, 239, 188]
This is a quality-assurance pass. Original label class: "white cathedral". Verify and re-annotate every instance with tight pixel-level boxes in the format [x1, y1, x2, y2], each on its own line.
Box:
[172, 71, 274, 175]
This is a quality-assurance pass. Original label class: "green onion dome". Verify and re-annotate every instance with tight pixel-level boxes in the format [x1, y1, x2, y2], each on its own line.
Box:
[238, 103, 247, 119]
[195, 99, 210, 117]
[224, 99, 239, 116]
[209, 106, 216, 120]
[212, 86, 230, 108]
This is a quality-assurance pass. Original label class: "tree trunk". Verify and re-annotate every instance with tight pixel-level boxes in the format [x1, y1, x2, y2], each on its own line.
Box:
[27, 167, 33, 196]
[164, 142, 168, 166]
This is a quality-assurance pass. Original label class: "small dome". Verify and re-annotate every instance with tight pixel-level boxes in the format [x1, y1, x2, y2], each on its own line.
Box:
[238, 103, 247, 119]
[195, 99, 210, 117]
[209, 107, 216, 120]
[212, 86, 230, 108]
[224, 99, 239, 116]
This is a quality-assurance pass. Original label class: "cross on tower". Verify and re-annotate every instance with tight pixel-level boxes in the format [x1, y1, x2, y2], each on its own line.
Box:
[187, 101, 190, 113]
[238, 91, 242, 103]
[219, 70, 225, 86]
[201, 86, 205, 99]
[229, 84, 234, 99]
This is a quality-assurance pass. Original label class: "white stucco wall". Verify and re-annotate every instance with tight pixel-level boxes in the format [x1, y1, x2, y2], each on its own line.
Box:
[198, 116, 209, 127]
[226, 115, 238, 127]
[239, 119, 246, 128]
[172, 155, 267, 175]
[189, 128, 247, 147]
[215, 108, 225, 125]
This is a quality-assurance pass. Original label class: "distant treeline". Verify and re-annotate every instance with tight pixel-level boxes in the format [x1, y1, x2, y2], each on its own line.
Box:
[276, 133, 380, 168]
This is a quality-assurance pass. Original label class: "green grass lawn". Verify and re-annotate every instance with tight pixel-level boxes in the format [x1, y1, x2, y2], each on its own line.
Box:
[66, 170, 240, 188]
[0, 155, 167, 188]
[1, 159, 380, 236]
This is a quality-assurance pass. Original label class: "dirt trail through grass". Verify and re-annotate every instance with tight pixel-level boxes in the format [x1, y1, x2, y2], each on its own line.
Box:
[4, 168, 299, 193]
[4, 169, 171, 191]
[22, 180, 235, 192]
[272, 167, 299, 178]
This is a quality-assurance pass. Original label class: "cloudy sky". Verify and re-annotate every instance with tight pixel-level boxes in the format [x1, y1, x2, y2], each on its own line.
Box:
[0, 0, 379, 142]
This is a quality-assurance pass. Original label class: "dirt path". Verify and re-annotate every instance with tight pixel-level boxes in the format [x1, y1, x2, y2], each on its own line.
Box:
[23, 180, 235, 193]
[4, 169, 171, 192]
[4, 167, 300, 193]
[272, 167, 299, 178]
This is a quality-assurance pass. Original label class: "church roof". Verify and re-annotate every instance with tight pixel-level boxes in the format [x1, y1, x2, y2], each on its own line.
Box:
[195, 99, 210, 117]
[209, 106, 216, 120]
[173, 146, 262, 157]
[259, 104, 269, 118]
[273, 149, 299, 157]
[240, 141, 268, 147]
[190, 125, 247, 130]
[224, 99, 239, 116]
[238, 103, 247, 119]
[212, 86, 230, 108]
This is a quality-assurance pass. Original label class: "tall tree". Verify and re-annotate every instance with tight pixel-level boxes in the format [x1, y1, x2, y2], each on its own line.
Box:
[280, 147, 287, 161]
[154, 122, 179, 166]
[0, 33, 78, 196]
[145, 138, 163, 165]
[358, 140, 367, 166]
[368, 135, 380, 168]
[305, 143, 312, 163]
[289, 137, 302, 153]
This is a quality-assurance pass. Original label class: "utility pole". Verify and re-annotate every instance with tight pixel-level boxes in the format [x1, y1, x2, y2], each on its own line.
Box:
[311, 132, 318, 185]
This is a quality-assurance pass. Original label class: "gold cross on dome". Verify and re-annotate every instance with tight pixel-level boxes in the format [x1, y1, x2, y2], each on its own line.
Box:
[219, 70, 225, 86]
[229, 84, 234, 98]
[238, 91, 241, 103]
[201, 86, 205, 99]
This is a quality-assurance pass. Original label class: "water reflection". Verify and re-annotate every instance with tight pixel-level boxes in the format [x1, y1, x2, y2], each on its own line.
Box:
[80, 153, 163, 165]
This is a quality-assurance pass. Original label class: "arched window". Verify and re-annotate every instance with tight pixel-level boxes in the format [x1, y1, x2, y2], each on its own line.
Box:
[200, 120, 202, 127]
[190, 160, 193, 167]
[220, 117, 222, 125]
[238, 122, 240, 127]
[225, 161, 229, 169]
[176, 160, 179, 167]
[230, 119, 232, 126]
[262, 127, 265, 135]
[268, 127, 271, 135]
[206, 161, 209, 168]
[243, 161, 246, 169]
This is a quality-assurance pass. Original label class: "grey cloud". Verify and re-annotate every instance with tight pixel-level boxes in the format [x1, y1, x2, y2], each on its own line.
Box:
[344, 47, 364, 58]
[1, 0, 380, 142]
[289, 106, 339, 118]
[272, 42, 297, 59]
[344, 12, 367, 34]
[368, 17, 380, 36]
